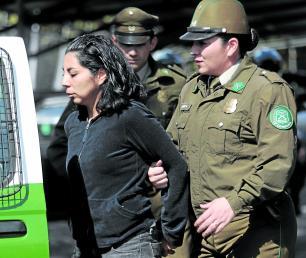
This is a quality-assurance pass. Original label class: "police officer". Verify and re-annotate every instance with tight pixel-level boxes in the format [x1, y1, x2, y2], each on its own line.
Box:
[111, 7, 186, 128]
[149, 0, 297, 257]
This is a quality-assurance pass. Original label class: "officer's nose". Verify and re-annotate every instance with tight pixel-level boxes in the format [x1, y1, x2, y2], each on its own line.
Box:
[128, 47, 137, 56]
[191, 42, 200, 56]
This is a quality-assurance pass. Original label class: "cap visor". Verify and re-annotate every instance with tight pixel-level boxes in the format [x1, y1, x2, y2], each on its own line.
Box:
[179, 32, 218, 41]
[116, 34, 150, 45]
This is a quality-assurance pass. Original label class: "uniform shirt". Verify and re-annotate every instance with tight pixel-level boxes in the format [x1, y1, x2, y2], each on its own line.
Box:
[144, 56, 186, 128]
[137, 62, 151, 83]
[167, 56, 297, 217]
[65, 101, 188, 248]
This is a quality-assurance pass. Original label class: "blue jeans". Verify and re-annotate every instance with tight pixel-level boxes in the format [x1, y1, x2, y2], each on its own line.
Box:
[72, 232, 162, 258]
[101, 232, 162, 258]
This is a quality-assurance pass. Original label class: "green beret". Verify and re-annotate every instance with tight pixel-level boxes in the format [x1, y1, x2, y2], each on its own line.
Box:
[113, 7, 159, 45]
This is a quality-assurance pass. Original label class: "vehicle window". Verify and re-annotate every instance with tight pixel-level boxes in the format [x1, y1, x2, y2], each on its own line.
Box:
[0, 47, 24, 206]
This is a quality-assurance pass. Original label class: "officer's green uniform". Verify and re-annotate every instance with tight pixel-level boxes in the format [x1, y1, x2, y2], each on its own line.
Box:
[144, 56, 186, 128]
[113, 7, 191, 258]
[171, 0, 297, 256]
[168, 56, 297, 257]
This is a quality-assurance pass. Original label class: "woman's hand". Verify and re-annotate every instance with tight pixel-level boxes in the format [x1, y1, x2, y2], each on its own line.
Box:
[148, 160, 168, 189]
[194, 197, 235, 238]
[161, 240, 175, 257]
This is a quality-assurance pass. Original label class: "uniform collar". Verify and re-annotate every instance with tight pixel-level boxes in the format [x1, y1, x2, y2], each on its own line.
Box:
[223, 55, 257, 94]
[192, 74, 207, 94]
[219, 62, 240, 85]
[145, 56, 172, 85]
[194, 60, 241, 91]
[193, 56, 257, 96]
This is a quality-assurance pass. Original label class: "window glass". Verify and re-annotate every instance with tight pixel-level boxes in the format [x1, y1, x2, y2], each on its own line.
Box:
[0, 48, 22, 201]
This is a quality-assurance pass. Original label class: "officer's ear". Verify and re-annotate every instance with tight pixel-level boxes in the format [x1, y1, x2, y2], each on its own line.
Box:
[149, 36, 158, 51]
[226, 37, 239, 58]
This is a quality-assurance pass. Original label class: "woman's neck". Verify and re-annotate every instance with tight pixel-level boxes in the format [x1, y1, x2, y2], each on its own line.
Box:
[87, 108, 100, 121]
[87, 92, 102, 120]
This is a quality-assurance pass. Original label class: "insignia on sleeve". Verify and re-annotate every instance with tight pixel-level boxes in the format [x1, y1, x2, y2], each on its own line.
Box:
[231, 81, 246, 92]
[269, 105, 293, 130]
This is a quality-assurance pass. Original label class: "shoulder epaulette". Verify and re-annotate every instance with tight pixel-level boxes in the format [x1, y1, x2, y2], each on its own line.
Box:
[259, 69, 286, 84]
[166, 64, 186, 78]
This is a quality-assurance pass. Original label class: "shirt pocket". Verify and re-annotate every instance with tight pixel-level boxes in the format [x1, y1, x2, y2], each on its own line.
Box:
[175, 110, 191, 152]
[205, 115, 243, 155]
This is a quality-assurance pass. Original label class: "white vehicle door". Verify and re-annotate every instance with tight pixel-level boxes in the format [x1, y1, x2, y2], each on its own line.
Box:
[0, 37, 49, 258]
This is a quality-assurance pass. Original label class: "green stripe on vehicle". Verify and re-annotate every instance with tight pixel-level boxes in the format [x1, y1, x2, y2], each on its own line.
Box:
[0, 183, 49, 258]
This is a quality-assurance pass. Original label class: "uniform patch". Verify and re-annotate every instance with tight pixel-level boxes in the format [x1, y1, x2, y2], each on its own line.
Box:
[157, 90, 168, 103]
[231, 82, 246, 92]
[269, 105, 293, 130]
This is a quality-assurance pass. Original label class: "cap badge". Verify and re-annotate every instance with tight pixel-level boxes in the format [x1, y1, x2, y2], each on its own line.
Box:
[269, 105, 293, 130]
[128, 26, 136, 32]
[231, 81, 246, 92]
[224, 98, 238, 114]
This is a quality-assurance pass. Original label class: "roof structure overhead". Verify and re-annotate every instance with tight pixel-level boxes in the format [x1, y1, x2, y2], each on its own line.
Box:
[1, 0, 306, 40]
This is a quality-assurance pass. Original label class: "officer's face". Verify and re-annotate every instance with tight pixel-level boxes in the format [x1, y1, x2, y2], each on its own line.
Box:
[191, 36, 232, 76]
[114, 36, 157, 72]
[62, 52, 106, 108]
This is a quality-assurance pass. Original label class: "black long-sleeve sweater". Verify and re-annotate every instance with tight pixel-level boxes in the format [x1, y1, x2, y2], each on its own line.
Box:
[64, 100, 188, 248]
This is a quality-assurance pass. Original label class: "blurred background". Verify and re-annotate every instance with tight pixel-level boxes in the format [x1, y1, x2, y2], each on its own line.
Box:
[0, 1, 306, 257]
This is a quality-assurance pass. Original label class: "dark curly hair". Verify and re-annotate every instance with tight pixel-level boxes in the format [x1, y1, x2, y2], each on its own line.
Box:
[65, 33, 147, 116]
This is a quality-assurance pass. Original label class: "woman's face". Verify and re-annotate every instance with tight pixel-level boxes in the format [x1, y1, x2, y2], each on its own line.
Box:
[62, 52, 105, 108]
[191, 36, 230, 76]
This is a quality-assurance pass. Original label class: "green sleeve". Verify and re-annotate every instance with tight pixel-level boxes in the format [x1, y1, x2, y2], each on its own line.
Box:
[227, 83, 297, 214]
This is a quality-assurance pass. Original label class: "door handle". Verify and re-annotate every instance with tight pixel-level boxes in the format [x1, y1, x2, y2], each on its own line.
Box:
[0, 220, 26, 237]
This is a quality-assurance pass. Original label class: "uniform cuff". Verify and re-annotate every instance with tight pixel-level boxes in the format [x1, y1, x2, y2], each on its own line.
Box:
[226, 191, 245, 215]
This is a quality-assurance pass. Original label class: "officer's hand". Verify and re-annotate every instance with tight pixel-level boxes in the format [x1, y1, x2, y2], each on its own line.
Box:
[148, 160, 168, 189]
[194, 197, 235, 238]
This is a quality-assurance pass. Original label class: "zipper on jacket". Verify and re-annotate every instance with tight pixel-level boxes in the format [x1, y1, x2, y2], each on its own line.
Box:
[78, 120, 91, 160]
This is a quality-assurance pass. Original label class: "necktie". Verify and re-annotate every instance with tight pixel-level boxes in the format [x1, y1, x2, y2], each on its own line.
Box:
[206, 76, 221, 96]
